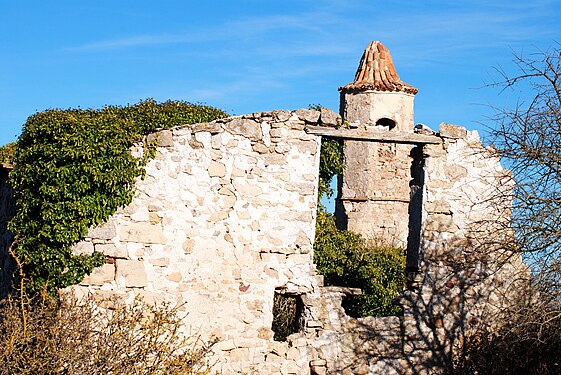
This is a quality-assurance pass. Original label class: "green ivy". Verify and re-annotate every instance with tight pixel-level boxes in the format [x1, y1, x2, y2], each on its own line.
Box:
[318, 138, 344, 204]
[8, 99, 227, 294]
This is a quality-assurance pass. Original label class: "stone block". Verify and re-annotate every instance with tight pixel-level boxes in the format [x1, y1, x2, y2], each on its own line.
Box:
[208, 161, 226, 177]
[188, 137, 204, 149]
[116, 259, 148, 288]
[439, 123, 467, 139]
[149, 257, 169, 267]
[148, 212, 161, 224]
[310, 359, 327, 375]
[273, 110, 291, 122]
[87, 219, 116, 240]
[166, 272, 182, 282]
[319, 107, 341, 126]
[88, 264, 115, 285]
[72, 241, 94, 256]
[183, 239, 195, 253]
[95, 244, 128, 258]
[295, 109, 320, 123]
[224, 118, 262, 141]
[233, 180, 262, 196]
[192, 122, 223, 134]
[444, 164, 468, 180]
[252, 142, 270, 154]
[218, 339, 236, 351]
[119, 222, 166, 244]
[147, 129, 174, 147]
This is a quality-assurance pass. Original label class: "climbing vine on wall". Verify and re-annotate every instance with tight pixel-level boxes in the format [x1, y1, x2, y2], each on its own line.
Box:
[8, 99, 227, 294]
[317, 138, 344, 204]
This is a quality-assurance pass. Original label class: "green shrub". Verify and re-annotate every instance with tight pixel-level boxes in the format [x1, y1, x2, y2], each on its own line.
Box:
[8, 99, 227, 294]
[0, 142, 16, 165]
[313, 210, 405, 317]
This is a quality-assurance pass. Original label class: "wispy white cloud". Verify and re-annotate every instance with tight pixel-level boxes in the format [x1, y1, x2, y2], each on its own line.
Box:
[65, 34, 196, 51]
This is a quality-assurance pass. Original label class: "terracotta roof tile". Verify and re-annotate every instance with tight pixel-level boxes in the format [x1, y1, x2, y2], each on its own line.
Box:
[340, 41, 418, 95]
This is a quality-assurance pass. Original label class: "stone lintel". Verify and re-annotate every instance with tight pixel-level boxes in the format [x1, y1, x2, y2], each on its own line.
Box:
[339, 197, 410, 203]
[321, 286, 362, 295]
[305, 126, 442, 145]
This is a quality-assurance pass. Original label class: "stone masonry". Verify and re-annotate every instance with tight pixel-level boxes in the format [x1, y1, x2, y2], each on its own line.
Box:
[0, 41, 527, 374]
[336, 41, 418, 247]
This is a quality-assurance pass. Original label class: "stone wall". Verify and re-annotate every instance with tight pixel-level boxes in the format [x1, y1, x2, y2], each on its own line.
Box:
[0, 112, 525, 374]
[337, 140, 412, 247]
[65, 109, 336, 374]
[287, 123, 525, 375]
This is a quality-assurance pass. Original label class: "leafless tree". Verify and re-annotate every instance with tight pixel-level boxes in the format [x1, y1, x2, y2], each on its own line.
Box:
[450, 45, 561, 374]
[489, 44, 561, 291]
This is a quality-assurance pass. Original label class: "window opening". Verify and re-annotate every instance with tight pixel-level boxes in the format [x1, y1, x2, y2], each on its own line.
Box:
[376, 117, 396, 130]
[271, 291, 304, 341]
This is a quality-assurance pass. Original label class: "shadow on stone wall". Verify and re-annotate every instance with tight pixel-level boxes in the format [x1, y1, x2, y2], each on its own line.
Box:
[307, 229, 528, 375]
[0, 166, 15, 298]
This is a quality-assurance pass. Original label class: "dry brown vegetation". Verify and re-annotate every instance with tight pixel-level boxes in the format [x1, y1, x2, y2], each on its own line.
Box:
[0, 293, 215, 375]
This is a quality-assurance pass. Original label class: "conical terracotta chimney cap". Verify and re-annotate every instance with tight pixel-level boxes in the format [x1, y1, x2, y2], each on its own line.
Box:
[340, 41, 418, 94]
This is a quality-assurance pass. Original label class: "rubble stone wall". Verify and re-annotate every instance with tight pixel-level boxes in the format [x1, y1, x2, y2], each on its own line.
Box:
[66, 109, 331, 374]
[294, 124, 525, 375]
[0, 114, 524, 374]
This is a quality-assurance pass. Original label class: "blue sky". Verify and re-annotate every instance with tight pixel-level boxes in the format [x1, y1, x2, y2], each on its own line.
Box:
[1, 0, 560, 146]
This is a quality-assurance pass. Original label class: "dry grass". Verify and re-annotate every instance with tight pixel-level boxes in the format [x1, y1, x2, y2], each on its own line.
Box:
[0, 293, 215, 375]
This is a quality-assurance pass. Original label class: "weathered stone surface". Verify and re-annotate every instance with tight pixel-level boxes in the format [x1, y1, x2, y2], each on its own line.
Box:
[252, 142, 270, 154]
[218, 339, 236, 351]
[183, 239, 195, 253]
[87, 219, 116, 240]
[273, 110, 291, 122]
[115, 259, 147, 288]
[319, 107, 341, 127]
[425, 199, 451, 214]
[223, 118, 262, 141]
[439, 122, 467, 139]
[87, 264, 115, 285]
[295, 109, 320, 123]
[95, 243, 128, 258]
[166, 272, 182, 282]
[208, 161, 226, 177]
[72, 241, 94, 256]
[119, 223, 166, 244]
[192, 122, 223, 134]
[444, 164, 468, 180]
[38, 88, 523, 375]
[149, 257, 169, 267]
[147, 129, 174, 147]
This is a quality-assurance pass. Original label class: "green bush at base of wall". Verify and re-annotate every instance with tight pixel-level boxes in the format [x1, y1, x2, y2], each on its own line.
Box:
[314, 210, 405, 317]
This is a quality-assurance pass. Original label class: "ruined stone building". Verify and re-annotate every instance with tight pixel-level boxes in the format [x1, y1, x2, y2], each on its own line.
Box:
[0, 41, 525, 374]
